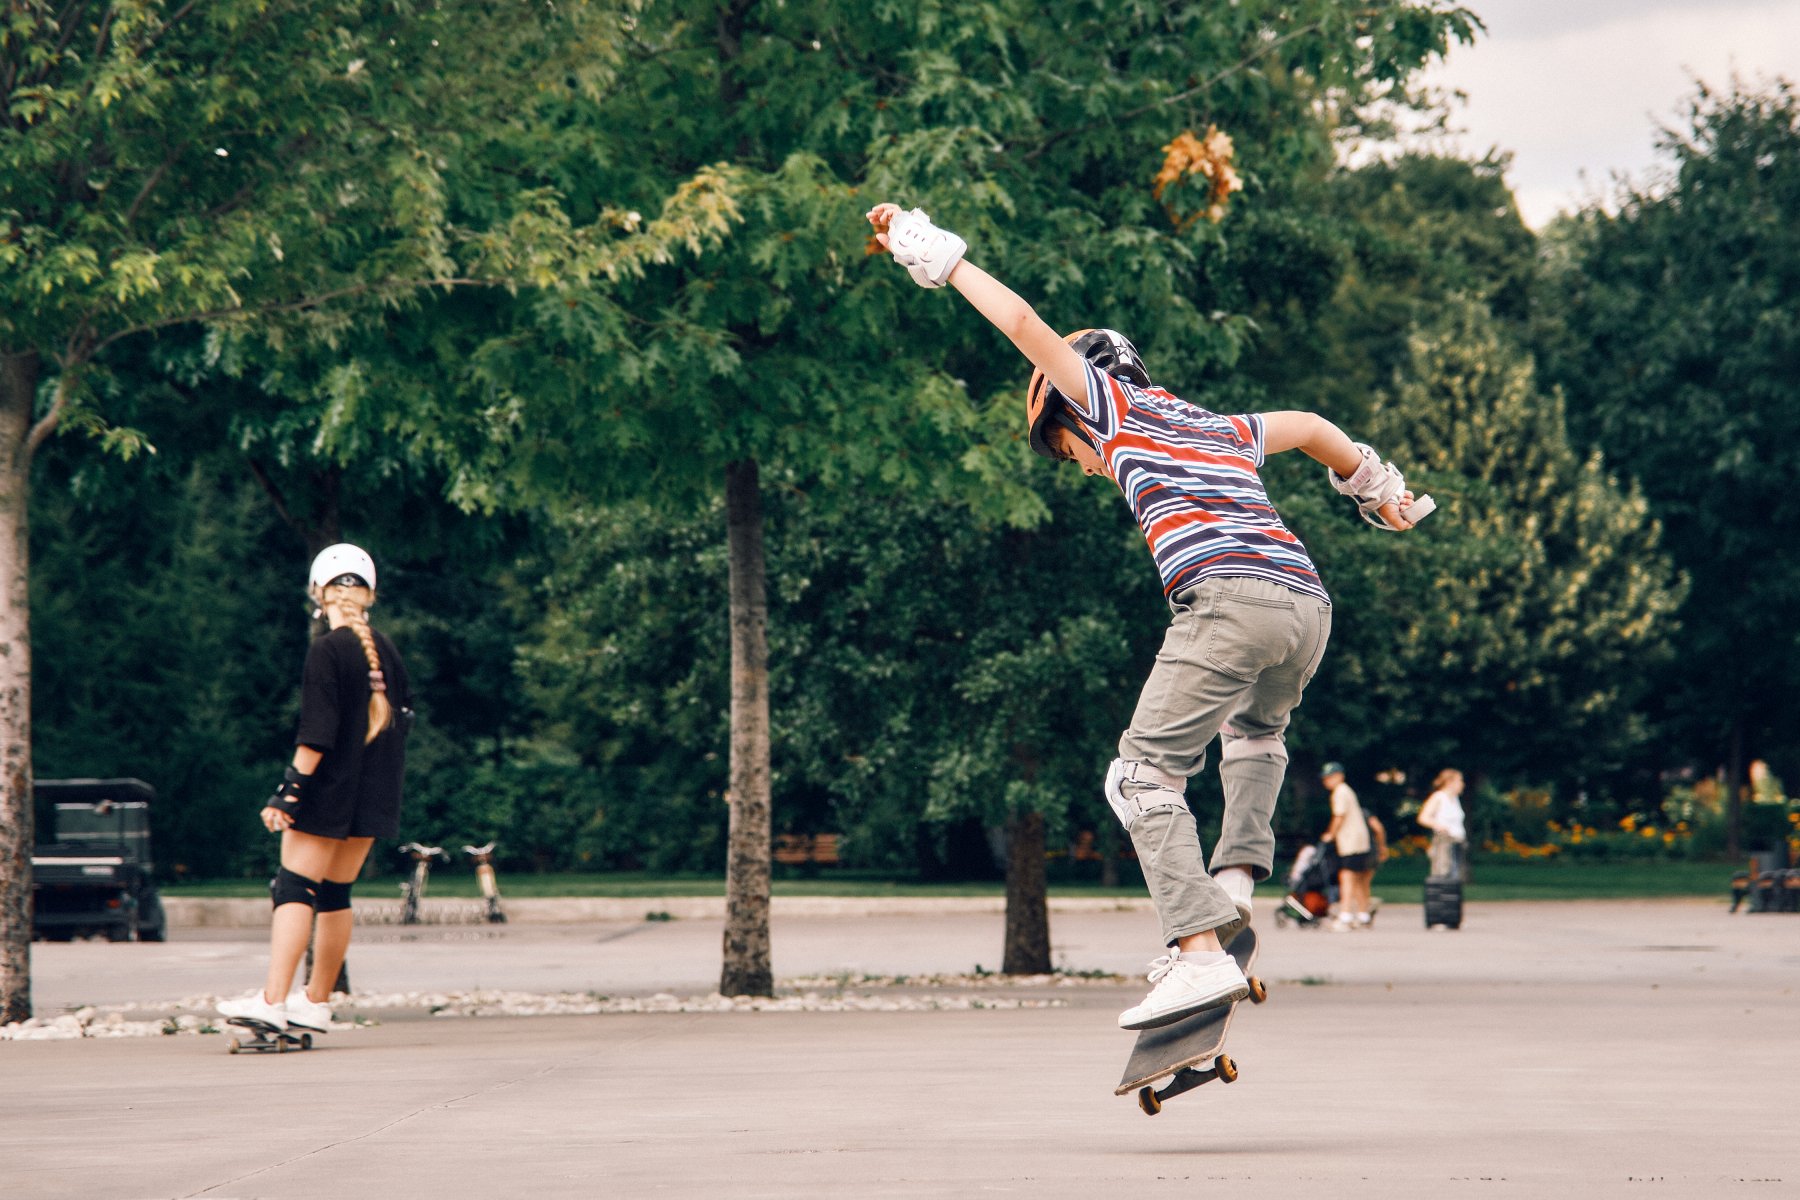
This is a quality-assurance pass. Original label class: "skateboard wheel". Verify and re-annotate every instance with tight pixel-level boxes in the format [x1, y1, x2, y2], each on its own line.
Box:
[299, 1034, 313, 1051]
[1216, 1054, 1238, 1084]
[1248, 976, 1267, 1004]
[1137, 1087, 1162, 1116]
[228, 1040, 241, 1055]
[275, 1036, 287, 1053]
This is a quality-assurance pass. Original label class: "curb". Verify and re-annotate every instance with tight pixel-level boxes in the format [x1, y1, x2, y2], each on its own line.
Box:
[161, 894, 1159, 929]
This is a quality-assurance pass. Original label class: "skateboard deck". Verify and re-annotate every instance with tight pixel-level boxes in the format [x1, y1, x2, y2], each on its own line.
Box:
[1116, 926, 1265, 1114]
[225, 1016, 316, 1054]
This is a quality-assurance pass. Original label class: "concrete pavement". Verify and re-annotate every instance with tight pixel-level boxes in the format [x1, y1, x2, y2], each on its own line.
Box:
[4, 897, 1796, 1198]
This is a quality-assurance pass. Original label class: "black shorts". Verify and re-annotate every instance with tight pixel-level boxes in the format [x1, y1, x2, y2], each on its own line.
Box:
[1332, 850, 1374, 873]
[293, 789, 399, 841]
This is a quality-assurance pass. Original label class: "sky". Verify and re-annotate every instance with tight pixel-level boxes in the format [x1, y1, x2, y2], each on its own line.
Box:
[1417, 0, 1800, 227]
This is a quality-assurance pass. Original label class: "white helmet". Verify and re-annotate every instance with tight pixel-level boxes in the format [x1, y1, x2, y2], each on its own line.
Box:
[308, 543, 377, 597]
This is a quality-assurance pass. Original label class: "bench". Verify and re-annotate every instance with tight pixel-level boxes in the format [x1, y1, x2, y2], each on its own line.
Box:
[773, 833, 840, 866]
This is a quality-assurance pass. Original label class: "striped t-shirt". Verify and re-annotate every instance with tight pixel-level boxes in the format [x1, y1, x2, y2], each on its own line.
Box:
[1068, 361, 1329, 603]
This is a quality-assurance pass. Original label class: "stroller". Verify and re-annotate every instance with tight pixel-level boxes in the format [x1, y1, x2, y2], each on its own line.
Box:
[1274, 841, 1334, 928]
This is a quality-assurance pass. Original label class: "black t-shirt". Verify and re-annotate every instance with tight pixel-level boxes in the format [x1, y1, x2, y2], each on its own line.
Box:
[294, 625, 412, 829]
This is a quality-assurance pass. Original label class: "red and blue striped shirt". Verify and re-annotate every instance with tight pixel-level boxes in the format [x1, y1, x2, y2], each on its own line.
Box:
[1070, 361, 1329, 604]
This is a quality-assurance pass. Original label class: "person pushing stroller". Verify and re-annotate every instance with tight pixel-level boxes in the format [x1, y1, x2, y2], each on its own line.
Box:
[867, 203, 1431, 1030]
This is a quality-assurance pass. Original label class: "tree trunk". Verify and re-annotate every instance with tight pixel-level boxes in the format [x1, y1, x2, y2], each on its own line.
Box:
[720, 459, 772, 997]
[1002, 810, 1052, 975]
[0, 350, 38, 1024]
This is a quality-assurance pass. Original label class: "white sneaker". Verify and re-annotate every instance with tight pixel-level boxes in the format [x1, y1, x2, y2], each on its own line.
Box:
[1118, 950, 1250, 1031]
[1212, 868, 1256, 948]
[217, 991, 287, 1029]
[285, 991, 333, 1032]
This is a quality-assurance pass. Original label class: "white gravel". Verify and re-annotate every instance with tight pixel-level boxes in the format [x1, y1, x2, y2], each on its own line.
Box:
[1, 976, 1093, 1039]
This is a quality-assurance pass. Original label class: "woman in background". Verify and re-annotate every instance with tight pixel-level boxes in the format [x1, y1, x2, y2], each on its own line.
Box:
[219, 544, 412, 1033]
[1418, 768, 1468, 881]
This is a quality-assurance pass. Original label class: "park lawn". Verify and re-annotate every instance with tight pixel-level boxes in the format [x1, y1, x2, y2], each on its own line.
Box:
[163, 857, 1733, 901]
[1366, 855, 1728, 901]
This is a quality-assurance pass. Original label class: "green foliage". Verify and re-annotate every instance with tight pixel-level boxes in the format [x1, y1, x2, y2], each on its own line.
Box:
[30, 411, 299, 878]
[1262, 153, 1537, 425]
[19, 1, 1709, 891]
[3, 0, 743, 475]
[1534, 78, 1800, 784]
[365, 0, 1484, 517]
[507, 477, 1168, 875]
[1227, 152, 1686, 797]
[1363, 297, 1683, 777]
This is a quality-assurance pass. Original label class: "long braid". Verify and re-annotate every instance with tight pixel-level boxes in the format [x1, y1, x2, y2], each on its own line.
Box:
[323, 584, 392, 744]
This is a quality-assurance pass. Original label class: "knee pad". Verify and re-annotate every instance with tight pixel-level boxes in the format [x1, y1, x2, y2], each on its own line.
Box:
[270, 867, 320, 909]
[1220, 729, 1289, 766]
[1105, 759, 1189, 831]
[315, 879, 353, 913]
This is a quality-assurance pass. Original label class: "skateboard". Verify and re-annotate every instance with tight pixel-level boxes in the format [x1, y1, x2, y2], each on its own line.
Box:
[224, 1016, 316, 1054]
[1115, 926, 1266, 1115]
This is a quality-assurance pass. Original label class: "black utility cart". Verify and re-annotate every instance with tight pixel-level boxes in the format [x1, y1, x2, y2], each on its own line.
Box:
[31, 777, 167, 942]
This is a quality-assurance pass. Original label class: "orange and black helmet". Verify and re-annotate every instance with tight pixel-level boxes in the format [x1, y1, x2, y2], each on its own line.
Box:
[1026, 329, 1150, 477]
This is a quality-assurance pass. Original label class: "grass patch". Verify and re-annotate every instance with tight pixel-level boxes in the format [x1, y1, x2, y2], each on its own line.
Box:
[163, 858, 1736, 901]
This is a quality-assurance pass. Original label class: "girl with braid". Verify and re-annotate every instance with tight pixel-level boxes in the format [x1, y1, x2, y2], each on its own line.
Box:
[218, 544, 413, 1034]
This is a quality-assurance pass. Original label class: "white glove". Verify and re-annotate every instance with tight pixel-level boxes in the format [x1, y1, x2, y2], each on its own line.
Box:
[885, 207, 966, 289]
[1328, 443, 1418, 531]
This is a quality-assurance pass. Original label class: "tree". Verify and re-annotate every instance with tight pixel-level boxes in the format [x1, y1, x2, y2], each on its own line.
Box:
[0, 0, 734, 1022]
[1256, 152, 1539, 428]
[1533, 78, 1800, 850]
[1360, 293, 1684, 780]
[515, 478, 1159, 974]
[1224, 151, 1686, 814]
[466, 0, 1481, 992]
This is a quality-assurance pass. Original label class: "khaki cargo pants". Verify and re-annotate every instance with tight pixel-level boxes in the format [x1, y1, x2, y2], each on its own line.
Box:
[1112, 576, 1331, 946]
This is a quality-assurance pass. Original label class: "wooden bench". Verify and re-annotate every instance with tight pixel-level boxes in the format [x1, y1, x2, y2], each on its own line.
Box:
[773, 833, 840, 866]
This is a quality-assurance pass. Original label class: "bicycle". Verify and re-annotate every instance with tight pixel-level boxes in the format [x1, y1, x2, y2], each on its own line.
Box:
[397, 842, 445, 925]
[462, 842, 508, 924]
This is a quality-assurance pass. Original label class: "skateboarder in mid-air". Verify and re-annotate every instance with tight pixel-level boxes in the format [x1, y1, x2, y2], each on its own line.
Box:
[867, 203, 1429, 1031]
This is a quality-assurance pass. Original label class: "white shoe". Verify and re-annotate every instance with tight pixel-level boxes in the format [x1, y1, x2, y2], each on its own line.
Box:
[1212, 868, 1256, 948]
[285, 991, 333, 1032]
[217, 991, 287, 1029]
[1118, 950, 1250, 1031]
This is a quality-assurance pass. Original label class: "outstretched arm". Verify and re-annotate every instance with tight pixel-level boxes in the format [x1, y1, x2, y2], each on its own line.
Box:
[867, 204, 1427, 530]
[1262, 410, 1418, 531]
[1262, 411, 1364, 477]
[867, 202, 1088, 402]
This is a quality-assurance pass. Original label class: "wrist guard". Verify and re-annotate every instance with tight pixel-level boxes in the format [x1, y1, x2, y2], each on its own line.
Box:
[885, 207, 967, 289]
[1328, 443, 1411, 531]
[267, 765, 309, 818]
